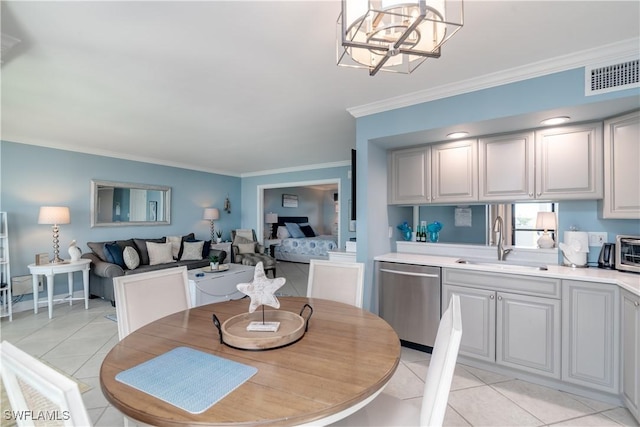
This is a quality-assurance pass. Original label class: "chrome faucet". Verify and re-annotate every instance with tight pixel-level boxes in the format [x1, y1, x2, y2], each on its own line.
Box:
[493, 216, 512, 261]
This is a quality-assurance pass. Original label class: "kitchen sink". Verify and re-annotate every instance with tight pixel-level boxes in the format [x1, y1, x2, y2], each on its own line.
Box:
[455, 258, 548, 271]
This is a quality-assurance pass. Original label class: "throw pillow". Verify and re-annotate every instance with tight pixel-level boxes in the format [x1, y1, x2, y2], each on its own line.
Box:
[122, 246, 140, 270]
[232, 235, 252, 246]
[237, 242, 256, 254]
[134, 237, 166, 265]
[146, 241, 175, 265]
[176, 233, 196, 260]
[276, 226, 290, 240]
[166, 235, 182, 259]
[104, 242, 125, 268]
[180, 241, 204, 261]
[285, 222, 305, 238]
[88, 241, 113, 262]
[299, 224, 316, 237]
[202, 240, 211, 258]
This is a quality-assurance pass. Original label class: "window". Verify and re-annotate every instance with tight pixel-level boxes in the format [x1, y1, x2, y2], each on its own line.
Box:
[511, 202, 556, 247]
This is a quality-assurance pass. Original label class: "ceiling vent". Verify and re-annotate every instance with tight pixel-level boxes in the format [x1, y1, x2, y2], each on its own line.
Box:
[585, 59, 639, 96]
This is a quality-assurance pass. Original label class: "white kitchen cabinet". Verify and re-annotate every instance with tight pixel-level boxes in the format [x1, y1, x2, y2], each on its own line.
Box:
[562, 280, 619, 394]
[602, 110, 640, 219]
[388, 140, 477, 205]
[388, 146, 430, 204]
[443, 269, 561, 379]
[443, 284, 495, 362]
[478, 132, 535, 201]
[431, 139, 478, 203]
[535, 122, 603, 200]
[496, 292, 561, 379]
[621, 288, 640, 423]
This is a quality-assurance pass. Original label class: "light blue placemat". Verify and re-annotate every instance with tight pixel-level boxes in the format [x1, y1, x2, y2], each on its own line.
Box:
[115, 346, 257, 414]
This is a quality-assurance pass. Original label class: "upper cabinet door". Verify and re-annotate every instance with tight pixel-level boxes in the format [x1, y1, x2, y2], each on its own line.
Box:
[479, 132, 535, 201]
[431, 139, 478, 203]
[535, 123, 603, 200]
[388, 146, 430, 205]
[603, 110, 640, 219]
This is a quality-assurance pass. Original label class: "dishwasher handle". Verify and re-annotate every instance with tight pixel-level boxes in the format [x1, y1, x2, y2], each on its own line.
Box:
[379, 268, 440, 279]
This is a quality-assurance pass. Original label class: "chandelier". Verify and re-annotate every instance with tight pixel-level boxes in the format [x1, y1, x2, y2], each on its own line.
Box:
[337, 0, 464, 76]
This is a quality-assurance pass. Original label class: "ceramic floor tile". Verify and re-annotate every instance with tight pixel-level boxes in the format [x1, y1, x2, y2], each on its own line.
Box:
[492, 379, 597, 425]
[400, 346, 431, 363]
[448, 385, 543, 426]
[444, 405, 473, 427]
[549, 413, 624, 426]
[87, 407, 108, 426]
[383, 362, 425, 400]
[601, 407, 639, 426]
[460, 363, 514, 385]
[568, 392, 618, 413]
[94, 406, 127, 427]
[81, 377, 111, 409]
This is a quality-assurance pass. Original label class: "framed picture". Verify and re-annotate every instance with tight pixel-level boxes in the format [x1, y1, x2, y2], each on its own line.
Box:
[149, 201, 158, 221]
[35, 253, 49, 265]
[282, 194, 298, 208]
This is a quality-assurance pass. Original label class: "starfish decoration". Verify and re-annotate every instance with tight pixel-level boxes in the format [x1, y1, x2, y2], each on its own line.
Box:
[236, 262, 286, 313]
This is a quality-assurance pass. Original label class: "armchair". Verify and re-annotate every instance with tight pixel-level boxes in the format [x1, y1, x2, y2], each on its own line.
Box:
[231, 229, 277, 278]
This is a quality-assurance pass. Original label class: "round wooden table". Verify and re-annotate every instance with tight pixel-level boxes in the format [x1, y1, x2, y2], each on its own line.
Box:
[100, 297, 400, 426]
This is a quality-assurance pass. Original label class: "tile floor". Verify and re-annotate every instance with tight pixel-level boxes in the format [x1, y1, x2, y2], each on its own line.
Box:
[1, 261, 637, 426]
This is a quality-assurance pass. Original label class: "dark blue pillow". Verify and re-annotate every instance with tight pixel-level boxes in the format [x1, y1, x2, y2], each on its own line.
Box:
[104, 242, 125, 268]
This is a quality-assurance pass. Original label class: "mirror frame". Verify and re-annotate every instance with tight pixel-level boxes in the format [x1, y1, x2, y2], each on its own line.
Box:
[91, 180, 171, 227]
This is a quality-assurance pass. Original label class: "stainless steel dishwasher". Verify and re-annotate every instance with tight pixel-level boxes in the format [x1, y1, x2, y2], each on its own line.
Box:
[376, 261, 441, 350]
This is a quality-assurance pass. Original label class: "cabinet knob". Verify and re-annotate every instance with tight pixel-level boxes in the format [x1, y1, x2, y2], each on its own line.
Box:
[490, 295, 495, 300]
[635, 301, 639, 307]
[498, 295, 503, 301]
[529, 193, 534, 197]
[537, 192, 542, 196]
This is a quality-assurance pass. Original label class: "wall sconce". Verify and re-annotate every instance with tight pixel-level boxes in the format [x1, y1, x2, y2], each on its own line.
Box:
[38, 206, 70, 263]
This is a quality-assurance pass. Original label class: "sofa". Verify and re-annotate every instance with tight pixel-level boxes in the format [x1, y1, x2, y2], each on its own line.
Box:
[81, 233, 226, 305]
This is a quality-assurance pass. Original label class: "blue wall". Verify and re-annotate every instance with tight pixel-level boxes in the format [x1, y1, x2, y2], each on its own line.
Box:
[1, 141, 241, 301]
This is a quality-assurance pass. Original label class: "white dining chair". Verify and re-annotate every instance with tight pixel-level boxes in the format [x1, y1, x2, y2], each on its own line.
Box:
[114, 266, 192, 340]
[306, 259, 365, 308]
[0, 341, 92, 427]
[332, 294, 462, 427]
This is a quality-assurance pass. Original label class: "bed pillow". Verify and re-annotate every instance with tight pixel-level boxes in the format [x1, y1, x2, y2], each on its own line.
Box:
[180, 241, 204, 261]
[123, 246, 140, 270]
[299, 224, 316, 237]
[146, 241, 175, 265]
[285, 222, 305, 238]
[276, 226, 290, 240]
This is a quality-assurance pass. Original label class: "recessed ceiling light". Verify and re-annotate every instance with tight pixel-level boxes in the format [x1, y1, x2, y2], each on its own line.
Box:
[447, 131, 469, 139]
[540, 116, 570, 126]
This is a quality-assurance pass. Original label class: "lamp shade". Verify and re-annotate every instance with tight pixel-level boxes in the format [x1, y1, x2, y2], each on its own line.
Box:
[536, 212, 556, 231]
[38, 206, 70, 225]
[203, 208, 220, 221]
[265, 213, 278, 224]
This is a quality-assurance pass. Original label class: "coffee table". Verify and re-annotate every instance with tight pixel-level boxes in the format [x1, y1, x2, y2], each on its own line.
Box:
[188, 264, 255, 306]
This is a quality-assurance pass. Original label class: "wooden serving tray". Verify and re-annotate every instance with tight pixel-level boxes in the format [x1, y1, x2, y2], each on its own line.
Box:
[212, 305, 313, 351]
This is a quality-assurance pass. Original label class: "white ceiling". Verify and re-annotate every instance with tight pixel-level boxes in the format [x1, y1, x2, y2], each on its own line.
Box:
[1, 1, 639, 176]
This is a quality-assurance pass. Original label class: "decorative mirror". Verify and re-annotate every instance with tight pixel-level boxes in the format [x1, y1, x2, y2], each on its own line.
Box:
[91, 180, 171, 227]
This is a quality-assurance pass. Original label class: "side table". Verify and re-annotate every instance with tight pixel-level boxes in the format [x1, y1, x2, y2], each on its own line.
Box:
[210, 242, 232, 263]
[263, 239, 281, 257]
[27, 259, 91, 319]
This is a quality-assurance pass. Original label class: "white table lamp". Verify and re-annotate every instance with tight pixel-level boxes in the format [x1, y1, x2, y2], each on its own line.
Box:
[38, 206, 70, 263]
[203, 208, 220, 242]
[536, 212, 557, 249]
[265, 213, 278, 239]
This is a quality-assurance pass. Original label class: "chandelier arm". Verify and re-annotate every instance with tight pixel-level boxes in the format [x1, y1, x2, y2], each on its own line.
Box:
[392, 10, 426, 51]
[370, 54, 392, 76]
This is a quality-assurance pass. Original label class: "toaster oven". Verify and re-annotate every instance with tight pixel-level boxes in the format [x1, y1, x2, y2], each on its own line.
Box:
[616, 235, 640, 273]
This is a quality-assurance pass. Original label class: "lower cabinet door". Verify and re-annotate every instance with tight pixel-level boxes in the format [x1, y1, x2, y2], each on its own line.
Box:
[562, 280, 619, 393]
[621, 289, 640, 422]
[443, 284, 495, 362]
[496, 292, 561, 379]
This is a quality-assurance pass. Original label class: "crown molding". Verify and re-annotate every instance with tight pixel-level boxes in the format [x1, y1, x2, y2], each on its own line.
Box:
[347, 37, 640, 118]
[241, 160, 351, 178]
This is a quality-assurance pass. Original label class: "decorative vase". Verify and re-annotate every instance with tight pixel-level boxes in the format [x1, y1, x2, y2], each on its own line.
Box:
[216, 237, 222, 244]
[210, 262, 219, 270]
[68, 240, 82, 261]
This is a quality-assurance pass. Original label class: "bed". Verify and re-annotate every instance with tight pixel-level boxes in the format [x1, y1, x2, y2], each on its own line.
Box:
[272, 216, 338, 263]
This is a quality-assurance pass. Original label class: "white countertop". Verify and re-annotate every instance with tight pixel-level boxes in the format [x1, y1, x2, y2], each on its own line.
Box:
[375, 252, 640, 297]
